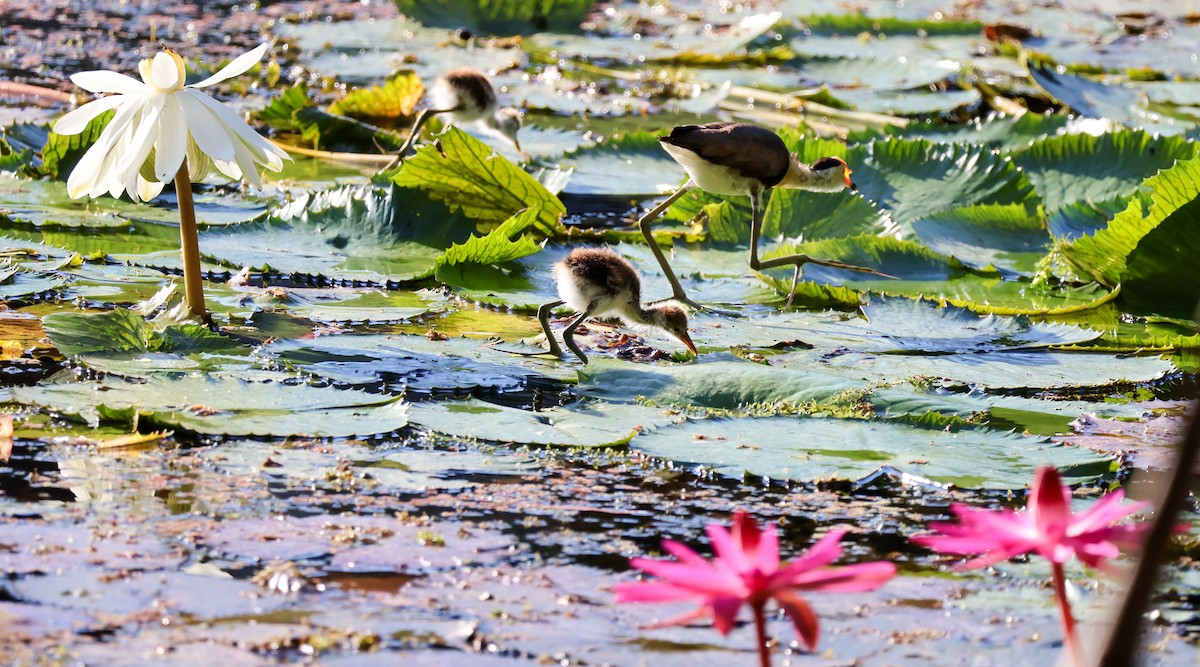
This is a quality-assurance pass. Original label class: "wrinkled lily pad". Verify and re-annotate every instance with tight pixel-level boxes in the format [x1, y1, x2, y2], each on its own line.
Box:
[558, 130, 685, 197]
[410, 398, 674, 447]
[11, 372, 410, 437]
[848, 139, 1037, 234]
[629, 416, 1114, 489]
[264, 334, 571, 395]
[1010, 130, 1196, 213]
[201, 186, 441, 284]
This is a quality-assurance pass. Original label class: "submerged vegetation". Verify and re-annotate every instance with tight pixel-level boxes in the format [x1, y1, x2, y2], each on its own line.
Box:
[0, 0, 1199, 664]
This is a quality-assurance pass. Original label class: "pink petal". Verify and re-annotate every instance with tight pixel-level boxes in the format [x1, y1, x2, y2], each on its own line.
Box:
[779, 530, 845, 577]
[710, 595, 745, 635]
[1030, 467, 1071, 535]
[628, 557, 741, 597]
[190, 43, 269, 89]
[785, 561, 896, 592]
[707, 522, 751, 574]
[642, 604, 713, 631]
[754, 523, 781, 575]
[69, 70, 149, 95]
[614, 580, 699, 604]
[773, 590, 820, 651]
[1069, 491, 1149, 536]
[661, 539, 711, 568]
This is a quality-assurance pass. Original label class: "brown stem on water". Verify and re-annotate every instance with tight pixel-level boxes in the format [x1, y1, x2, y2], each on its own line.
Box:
[173, 162, 208, 322]
[752, 603, 771, 667]
[1052, 561, 1081, 667]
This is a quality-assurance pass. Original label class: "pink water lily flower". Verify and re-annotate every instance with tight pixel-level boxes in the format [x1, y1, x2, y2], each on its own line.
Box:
[912, 466, 1152, 666]
[615, 511, 895, 664]
[912, 466, 1150, 571]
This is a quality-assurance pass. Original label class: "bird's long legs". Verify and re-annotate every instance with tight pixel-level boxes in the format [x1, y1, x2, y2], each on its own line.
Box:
[537, 300, 565, 359]
[747, 187, 894, 309]
[384, 108, 453, 170]
[636, 181, 704, 310]
[561, 306, 595, 364]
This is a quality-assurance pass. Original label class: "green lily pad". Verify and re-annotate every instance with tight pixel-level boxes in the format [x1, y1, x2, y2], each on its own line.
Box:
[392, 128, 566, 237]
[578, 357, 867, 409]
[853, 113, 1072, 151]
[848, 138, 1037, 235]
[409, 398, 674, 447]
[628, 415, 1114, 489]
[779, 348, 1175, 391]
[1010, 129, 1196, 213]
[11, 371, 410, 437]
[832, 88, 981, 116]
[392, 0, 592, 35]
[690, 297, 1098, 352]
[1057, 156, 1200, 317]
[912, 203, 1049, 274]
[558, 130, 686, 197]
[264, 333, 570, 396]
[201, 186, 440, 284]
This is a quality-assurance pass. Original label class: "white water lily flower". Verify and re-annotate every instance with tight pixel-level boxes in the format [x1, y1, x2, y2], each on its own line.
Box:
[54, 43, 290, 202]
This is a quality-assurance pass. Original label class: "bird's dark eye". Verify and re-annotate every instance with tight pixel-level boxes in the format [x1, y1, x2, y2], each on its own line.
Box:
[811, 157, 843, 171]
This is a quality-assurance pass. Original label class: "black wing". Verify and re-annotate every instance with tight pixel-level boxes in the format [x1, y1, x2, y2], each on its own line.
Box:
[659, 122, 790, 187]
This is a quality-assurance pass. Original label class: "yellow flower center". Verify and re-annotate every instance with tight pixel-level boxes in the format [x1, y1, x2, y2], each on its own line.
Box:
[138, 49, 187, 92]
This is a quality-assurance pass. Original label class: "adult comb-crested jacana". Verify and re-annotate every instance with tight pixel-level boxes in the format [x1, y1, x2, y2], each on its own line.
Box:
[639, 121, 889, 310]
[538, 247, 697, 364]
[390, 67, 524, 165]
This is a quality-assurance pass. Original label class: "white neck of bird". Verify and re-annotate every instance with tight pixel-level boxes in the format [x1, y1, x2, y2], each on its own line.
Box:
[777, 158, 839, 191]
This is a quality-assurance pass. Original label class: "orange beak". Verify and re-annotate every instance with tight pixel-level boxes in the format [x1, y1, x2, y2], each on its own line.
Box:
[678, 331, 698, 356]
[843, 166, 857, 191]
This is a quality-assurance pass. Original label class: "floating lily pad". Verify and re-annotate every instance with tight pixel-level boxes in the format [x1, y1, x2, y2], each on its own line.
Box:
[526, 12, 782, 62]
[558, 130, 685, 197]
[779, 349, 1175, 391]
[688, 297, 1098, 352]
[409, 398, 674, 447]
[833, 88, 981, 116]
[201, 186, 440, 284]
[628, 415, 1114, 489]
[264, 333, 572, 395]
[848, 138, 1037, 234]
[1010, 129, 1196, 213]
[11, 372, 410, 438]
[578, 357, 867, 409]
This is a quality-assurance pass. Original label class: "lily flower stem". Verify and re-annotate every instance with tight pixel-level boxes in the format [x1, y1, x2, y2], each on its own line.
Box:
[752, 603, 771, 667]
[173, 162, 208, 322]
[1051, 562, 1081, 666]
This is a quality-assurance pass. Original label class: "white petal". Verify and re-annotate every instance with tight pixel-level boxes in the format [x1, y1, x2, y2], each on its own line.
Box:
[212, 158, 243, 181]
[189, 90, 281, 164]
[118, 101, 163, 201]
[70, 70, 149, 95]
[137, 176, 166, 201]
[150, 52, 182, 90]
[52, 95, 129, 136]
[63, 97, 145, 199]
[176, 90, 235, 161]
[229, 139, 263, 189]
[154, 95, 188, 181]
[190, 43, 268, 89]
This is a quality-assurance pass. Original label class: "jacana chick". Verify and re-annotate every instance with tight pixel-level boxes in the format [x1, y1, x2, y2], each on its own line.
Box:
[389, 67, 523, 166]
[538, 247, 697, 364]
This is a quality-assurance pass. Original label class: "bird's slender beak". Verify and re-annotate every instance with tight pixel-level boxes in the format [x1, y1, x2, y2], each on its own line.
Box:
[843, 167, 857, 191]
[678, 332, 698, 356]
